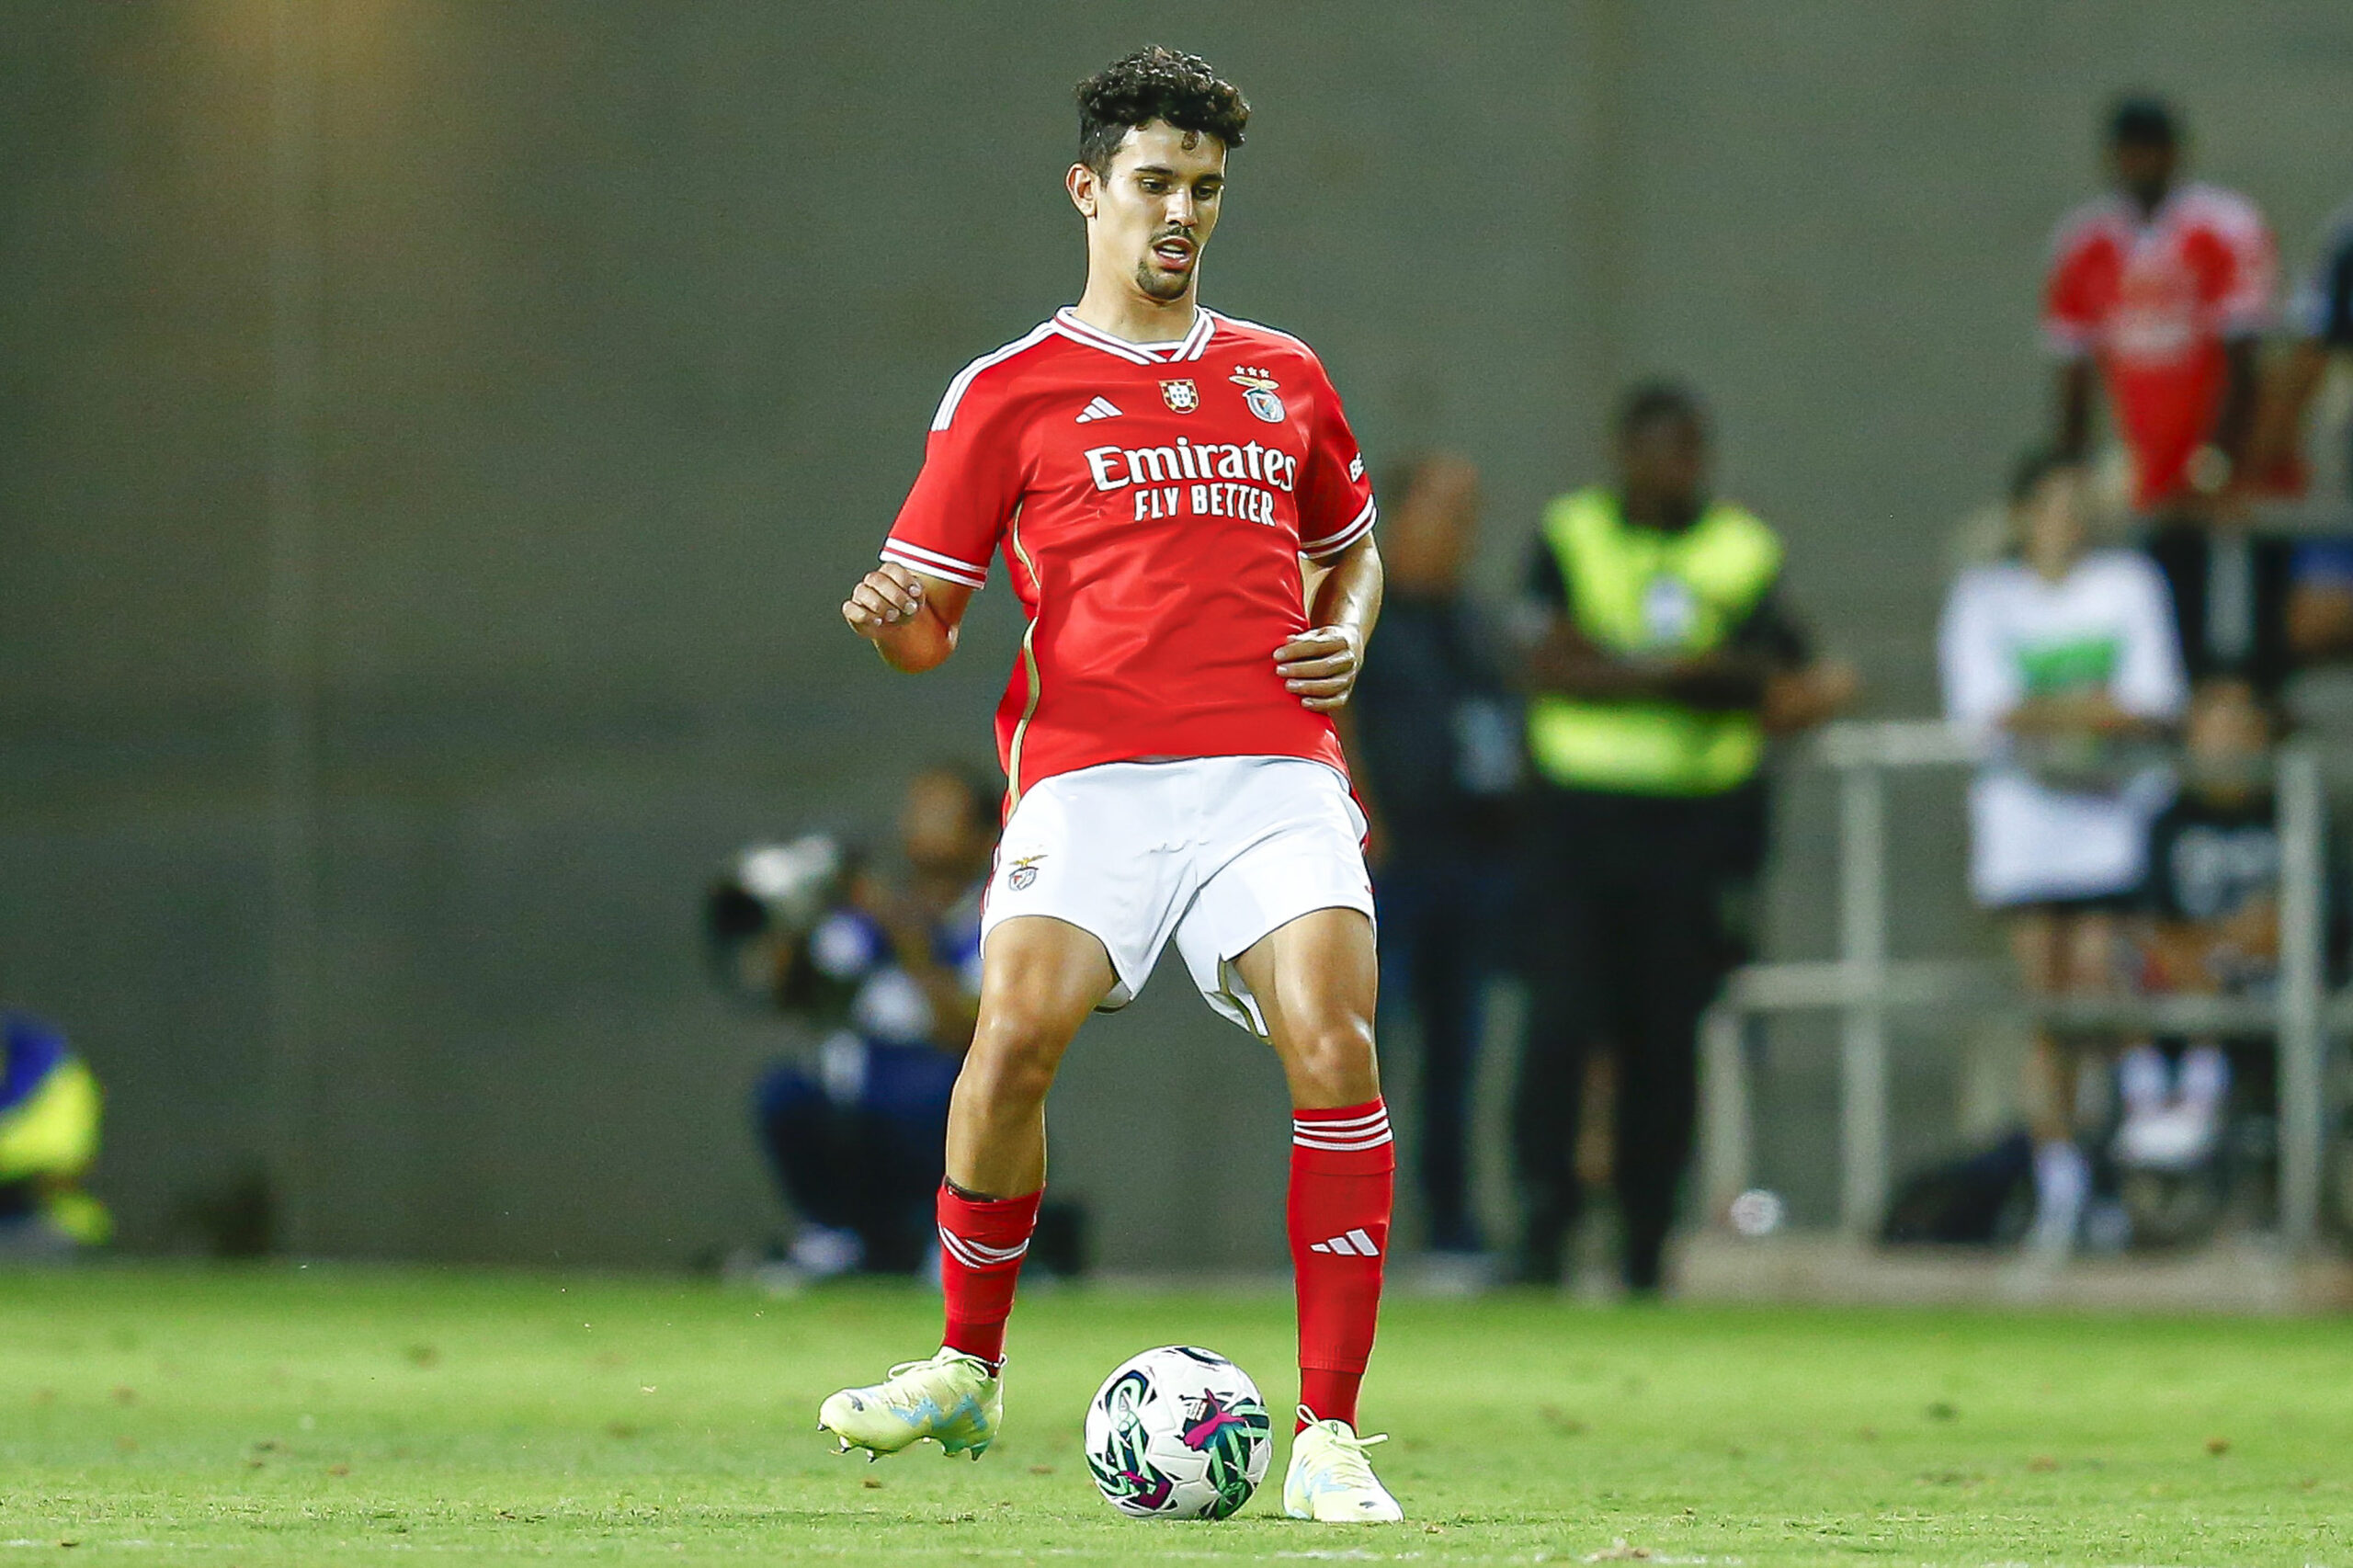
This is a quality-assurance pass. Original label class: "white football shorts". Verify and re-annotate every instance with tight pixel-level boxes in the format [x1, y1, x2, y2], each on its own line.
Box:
[979, 756, 1374, 1037]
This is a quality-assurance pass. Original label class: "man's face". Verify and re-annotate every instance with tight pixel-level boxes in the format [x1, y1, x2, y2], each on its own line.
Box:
[2109, 139, 2177, 209]
[2017, 466, 2088, 568]
[1619, 416, 1707, 522]
[1069, 120, 1226, 304]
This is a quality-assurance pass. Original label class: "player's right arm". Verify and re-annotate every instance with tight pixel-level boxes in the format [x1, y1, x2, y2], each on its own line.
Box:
[2042, 210, 2103, 460]
[848, 337, 1032, 672]
[841, 563, 972, 673]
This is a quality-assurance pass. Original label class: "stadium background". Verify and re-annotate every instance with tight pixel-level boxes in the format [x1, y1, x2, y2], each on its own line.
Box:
[5, 1, 2352, 1270]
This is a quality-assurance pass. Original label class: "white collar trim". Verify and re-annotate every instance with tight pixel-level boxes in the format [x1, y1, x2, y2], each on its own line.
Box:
[1051, 307, 1215, 364]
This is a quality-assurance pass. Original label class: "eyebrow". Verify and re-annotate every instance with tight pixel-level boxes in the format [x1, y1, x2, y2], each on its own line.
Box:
[1130, 164, 1222, 180]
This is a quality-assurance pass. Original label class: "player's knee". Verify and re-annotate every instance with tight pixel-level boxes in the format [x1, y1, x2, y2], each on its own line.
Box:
[962, 1010, 1068, 1110]
[1287, 1015, 1378, 1102]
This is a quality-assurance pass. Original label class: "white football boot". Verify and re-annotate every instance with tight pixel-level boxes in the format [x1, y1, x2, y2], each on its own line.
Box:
[816, 1347, 1000, 1460]
[1283, 1405, 1404, 1522]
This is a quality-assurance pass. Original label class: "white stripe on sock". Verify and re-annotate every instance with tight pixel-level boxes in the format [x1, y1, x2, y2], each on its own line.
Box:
[1293, 1129, 1393, 1151]
[938, 1226, 1030, 1269]
[1293, 1116, 1390, 1137]
[1292, 1108, 1390, 1132]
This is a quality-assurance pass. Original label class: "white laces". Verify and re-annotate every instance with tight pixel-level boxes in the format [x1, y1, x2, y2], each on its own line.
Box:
[1296, 1404, 1388, 1487]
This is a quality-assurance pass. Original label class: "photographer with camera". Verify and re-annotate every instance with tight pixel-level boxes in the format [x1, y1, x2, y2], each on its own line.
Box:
[711, 765, 997, 1282]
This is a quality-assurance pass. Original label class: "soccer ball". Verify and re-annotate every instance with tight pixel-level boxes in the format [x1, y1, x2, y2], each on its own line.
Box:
[1083, 1346, 1273, 1520]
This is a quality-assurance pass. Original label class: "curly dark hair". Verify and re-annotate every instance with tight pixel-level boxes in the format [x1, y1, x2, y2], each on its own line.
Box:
[1075, 46, 1249, 176]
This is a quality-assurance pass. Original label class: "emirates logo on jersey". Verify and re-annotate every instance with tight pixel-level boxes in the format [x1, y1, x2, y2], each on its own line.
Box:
[1159, 379, 1199, 414]
[1230, 366, 1285, 424]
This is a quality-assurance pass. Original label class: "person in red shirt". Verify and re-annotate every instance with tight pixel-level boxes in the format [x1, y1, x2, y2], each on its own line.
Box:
[819, 47, 1402, 1523]
[2045, 97, 2275, 516]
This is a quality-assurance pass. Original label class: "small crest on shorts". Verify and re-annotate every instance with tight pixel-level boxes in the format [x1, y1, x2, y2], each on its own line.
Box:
[1006, 854, 1045, 892]
[1159, 378, 1199, 414]
[1229, 366, 1284, 424]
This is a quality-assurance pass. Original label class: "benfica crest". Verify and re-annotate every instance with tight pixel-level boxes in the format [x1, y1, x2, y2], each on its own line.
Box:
[1006, 854, 1045, 892]
[1159, 379, 1199, 414]
[1229, 366, 1285, 423]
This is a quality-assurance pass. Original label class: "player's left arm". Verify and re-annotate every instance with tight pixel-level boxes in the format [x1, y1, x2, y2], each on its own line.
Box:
[2210, 206, 2280, 485]
[2211, 335, 2264, 477]
[1281, 534, 1384, 711]
[1280, 355, 1383, 711]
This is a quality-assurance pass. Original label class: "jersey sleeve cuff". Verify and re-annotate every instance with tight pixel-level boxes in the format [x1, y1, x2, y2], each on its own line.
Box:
[881, 540, 989, 589]
[1300, 497, 1378, 561]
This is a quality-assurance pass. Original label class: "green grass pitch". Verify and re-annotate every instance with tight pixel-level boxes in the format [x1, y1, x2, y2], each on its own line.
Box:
[3, 1267, 2347, 1565]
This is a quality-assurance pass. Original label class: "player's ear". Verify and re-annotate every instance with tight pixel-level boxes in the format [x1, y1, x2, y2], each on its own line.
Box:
[1066, 163, 1098, 219]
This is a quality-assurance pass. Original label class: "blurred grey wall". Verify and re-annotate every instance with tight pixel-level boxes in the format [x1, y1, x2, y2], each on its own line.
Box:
[4, 2, 2351, 1266]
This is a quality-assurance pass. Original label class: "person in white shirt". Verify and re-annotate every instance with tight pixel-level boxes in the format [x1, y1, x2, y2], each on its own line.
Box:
[1939, 451, 2188, 1256]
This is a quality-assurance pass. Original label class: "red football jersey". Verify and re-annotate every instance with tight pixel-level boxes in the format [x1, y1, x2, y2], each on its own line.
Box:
[2043, 183, 2275, 508]
[881, 307, 1377, 803]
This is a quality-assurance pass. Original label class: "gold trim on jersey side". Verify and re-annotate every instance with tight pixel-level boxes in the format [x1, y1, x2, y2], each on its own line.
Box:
[1004, 505, 1042, 812]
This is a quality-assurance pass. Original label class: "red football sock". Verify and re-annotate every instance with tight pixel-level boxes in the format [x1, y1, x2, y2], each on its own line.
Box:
[1289, 1099, 1394, 1432]
[937, 1182, 1041, 1368]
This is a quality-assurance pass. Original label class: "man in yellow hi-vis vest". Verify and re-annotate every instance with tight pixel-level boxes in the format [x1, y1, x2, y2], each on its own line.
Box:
[0, 1009, 110, 1256]
[1513, 384, 1854, 1292]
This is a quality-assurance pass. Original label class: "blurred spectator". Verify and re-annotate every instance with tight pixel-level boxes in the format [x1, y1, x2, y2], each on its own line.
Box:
[1938, 450, 2187, 1259]
[1513, 384, 1853, 1293]
[2250, 191, 2353, 503]
[2046, 96, 2274, 521]
[1343, 452, 1519, 1268]
[2249, 194, 2353, 663]
[2118, 677, 2279, 1179]
[0, 1009, 111, 1258]
[748, 765, 995, 1281]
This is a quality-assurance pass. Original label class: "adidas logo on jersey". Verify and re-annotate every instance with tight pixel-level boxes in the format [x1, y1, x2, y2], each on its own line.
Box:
[1307, 1228, 1381, 1257]
[1074, 396, 1124, 423]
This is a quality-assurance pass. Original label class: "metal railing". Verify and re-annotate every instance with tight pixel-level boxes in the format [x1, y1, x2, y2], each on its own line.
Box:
[1699, 720, 2340, 1249]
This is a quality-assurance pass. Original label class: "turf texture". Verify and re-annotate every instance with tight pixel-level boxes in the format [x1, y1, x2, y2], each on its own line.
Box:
[1, 1266, 2346, 1565]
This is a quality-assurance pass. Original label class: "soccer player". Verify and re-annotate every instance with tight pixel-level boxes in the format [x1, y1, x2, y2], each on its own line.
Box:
[818, 47, 1400, 1523]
